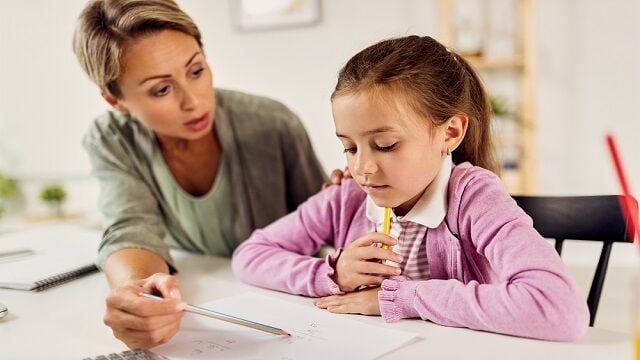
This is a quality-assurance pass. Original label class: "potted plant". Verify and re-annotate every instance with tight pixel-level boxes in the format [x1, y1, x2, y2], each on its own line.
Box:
[0, 173, 20, 219]
[489, 95, 520, 171]
[39, 183, 67, 218]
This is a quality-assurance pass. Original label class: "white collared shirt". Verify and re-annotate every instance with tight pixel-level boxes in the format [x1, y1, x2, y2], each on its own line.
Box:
[365, 155, 453, 280]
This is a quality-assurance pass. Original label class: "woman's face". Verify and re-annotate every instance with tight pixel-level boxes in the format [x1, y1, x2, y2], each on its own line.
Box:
[106, 30, 215, 141]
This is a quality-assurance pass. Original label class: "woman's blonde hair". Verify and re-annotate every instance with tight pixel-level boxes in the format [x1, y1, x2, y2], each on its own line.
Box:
[333, 35, 499, 174]
[73, 0, 202, 98]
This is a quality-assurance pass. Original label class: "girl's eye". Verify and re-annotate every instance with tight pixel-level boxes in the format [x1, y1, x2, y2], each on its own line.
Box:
[343, 147, 357, 154]
[376, 143, 397, 152]
[152, 85, 171, 97]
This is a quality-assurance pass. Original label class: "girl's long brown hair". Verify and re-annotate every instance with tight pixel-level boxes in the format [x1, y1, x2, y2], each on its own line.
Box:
[332, 35, 499, 174]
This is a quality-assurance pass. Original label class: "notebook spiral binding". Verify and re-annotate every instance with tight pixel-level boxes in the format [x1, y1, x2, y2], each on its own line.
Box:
[33, 264, 99, 291]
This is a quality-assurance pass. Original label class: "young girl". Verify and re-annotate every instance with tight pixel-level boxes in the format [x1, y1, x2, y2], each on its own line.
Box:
[231, 35, 589, 341]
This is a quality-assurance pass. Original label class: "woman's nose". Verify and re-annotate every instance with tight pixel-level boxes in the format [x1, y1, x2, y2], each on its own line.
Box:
[180, 86, 200, 110]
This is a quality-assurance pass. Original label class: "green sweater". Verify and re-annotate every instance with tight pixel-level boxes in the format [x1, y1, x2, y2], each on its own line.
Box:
[83, 89, 326, 270]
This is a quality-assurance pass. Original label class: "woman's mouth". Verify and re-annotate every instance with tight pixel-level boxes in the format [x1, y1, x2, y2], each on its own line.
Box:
[183, 113, 210, 132]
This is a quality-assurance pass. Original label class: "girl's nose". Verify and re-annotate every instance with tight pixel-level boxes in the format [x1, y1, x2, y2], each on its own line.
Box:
[353, 153, 378, 176]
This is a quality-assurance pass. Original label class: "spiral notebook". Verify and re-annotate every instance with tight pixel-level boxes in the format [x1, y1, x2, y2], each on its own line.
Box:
[0, 224, 100, 291]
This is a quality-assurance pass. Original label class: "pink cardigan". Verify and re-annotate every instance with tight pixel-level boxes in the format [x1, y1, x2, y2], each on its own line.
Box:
[232, 162, 589, 341]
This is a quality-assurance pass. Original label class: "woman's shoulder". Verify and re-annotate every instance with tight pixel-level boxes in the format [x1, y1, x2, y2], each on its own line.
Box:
[82, 110, 153, 160]
[216, 88, 301, 130]
[84, 110, 138, 143]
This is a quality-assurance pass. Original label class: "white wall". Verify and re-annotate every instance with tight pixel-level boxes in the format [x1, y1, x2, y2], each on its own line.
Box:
[179, 0, 438, 173]
[536, 0, 640, 195]
[0, 0, 639, 215]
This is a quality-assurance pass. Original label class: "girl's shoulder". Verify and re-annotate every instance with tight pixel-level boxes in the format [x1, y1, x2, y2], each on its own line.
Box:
[447, 162, 510, 215]
[449, 161, 505, 196]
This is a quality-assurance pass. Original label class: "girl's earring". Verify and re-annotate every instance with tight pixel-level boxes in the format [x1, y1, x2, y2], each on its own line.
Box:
[446, 148, 451, 156]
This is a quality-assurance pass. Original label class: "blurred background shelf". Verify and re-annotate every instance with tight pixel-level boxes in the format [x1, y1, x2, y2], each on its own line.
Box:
[438, 0, 537, 195]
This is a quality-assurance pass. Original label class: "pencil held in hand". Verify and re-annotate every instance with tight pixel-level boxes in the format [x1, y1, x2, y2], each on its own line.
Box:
[142, 293, 290, 336]
[381, 207, 392, 249]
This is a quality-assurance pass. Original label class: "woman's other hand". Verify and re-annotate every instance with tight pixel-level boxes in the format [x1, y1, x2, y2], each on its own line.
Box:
[322, 167, 352, 189]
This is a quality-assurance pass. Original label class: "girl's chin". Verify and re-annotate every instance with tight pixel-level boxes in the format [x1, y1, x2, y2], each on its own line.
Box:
[368, 196, 402, 209]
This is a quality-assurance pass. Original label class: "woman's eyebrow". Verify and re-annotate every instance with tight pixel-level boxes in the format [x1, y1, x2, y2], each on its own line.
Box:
[138, 51, 201, 85]
[184, 51, 200, 67]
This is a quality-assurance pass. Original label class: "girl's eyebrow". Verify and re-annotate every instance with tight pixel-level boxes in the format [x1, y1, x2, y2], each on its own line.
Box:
[138, 51, 201, 86]
[336, 126, 396, 138]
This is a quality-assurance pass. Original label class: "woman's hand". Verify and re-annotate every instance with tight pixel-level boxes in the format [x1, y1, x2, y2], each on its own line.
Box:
[103, 273, 186, 349]
[333, 233, 403, 292]
[322, 167, 352, 189]
[314, 287, 381, 315]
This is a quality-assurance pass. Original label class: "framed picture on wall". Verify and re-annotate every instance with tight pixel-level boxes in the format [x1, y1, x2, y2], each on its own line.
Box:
[231, 0, 321, 32]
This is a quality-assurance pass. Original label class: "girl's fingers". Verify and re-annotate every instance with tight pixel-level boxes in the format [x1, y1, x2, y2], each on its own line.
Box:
[357, 246, 403, 263]
[356, 262, 402, 277]
[326, 304, 349, 314]
[358, 275, 385, 287]
[351, 233, 397, 248]
[316, 296, 346, 308]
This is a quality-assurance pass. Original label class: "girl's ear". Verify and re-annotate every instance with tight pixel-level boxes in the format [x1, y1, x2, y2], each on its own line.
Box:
[101, 90, 130, 115]
[443, 113, 469, 153]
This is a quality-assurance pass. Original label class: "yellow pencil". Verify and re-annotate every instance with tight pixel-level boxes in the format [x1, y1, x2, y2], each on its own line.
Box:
[381, 207, 391, 249]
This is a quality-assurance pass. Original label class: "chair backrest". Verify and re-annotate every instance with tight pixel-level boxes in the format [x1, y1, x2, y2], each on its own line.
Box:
[512, 195, 637, 327]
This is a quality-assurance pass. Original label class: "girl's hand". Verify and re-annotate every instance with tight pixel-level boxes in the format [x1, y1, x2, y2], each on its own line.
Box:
[314, 287, 381, 315]
[322, 167, 352, 189]
[333, 233, 403, 292]
[103, 273, 186, 349]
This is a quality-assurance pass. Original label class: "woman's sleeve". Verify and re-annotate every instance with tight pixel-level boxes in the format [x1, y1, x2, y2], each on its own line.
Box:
[83, 132, 174, 270]
[232, 184, 347, 297]
[378, 170, 590, 341]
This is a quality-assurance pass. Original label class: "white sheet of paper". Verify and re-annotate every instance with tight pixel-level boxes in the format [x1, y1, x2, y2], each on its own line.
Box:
[154, 293, 418, 360]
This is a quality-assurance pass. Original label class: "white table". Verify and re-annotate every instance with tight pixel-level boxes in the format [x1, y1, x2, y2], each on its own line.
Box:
[0, 252, 632, 359]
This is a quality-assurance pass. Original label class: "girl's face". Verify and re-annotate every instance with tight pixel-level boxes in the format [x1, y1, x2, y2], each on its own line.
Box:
[104, 30, 215, 141]
[332, 91, 448, 215]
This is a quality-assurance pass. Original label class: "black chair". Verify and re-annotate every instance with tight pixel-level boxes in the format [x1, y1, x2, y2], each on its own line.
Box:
[512, 195, 637, 326]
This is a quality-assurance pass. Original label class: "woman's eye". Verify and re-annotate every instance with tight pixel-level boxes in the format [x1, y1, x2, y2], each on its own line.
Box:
[343, 147, 357, 154]
[192, 68, 204, 77]
[376, 143, 397, 152]
[152, 86, 170, 97]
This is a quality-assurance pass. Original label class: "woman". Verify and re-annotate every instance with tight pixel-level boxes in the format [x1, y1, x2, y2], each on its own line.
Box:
[73, 0, 333, 349]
